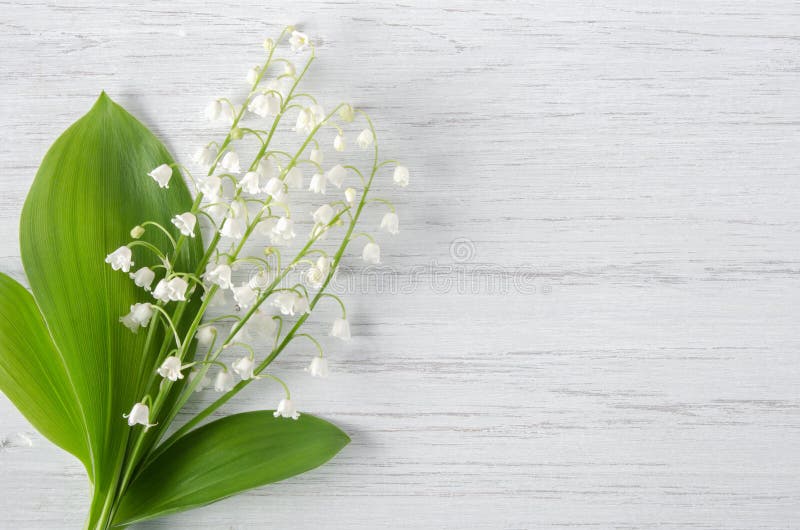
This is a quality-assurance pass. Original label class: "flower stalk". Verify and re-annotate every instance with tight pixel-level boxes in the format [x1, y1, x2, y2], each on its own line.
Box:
[94, 27, 408, 528]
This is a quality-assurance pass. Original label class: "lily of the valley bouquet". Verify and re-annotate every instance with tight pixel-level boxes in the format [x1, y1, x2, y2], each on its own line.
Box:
[0, 27, 408, 529]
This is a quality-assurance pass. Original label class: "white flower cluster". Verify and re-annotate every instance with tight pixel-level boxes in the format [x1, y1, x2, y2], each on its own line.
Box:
[106, 28, 409, 430]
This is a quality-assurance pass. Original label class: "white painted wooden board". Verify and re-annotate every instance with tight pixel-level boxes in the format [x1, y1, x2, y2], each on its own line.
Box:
[1, 1, 799, 528]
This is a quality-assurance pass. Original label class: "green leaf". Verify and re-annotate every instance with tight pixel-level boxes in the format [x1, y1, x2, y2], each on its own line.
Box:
[13, 92, 203, 501]
[0, 272, 89, 467]
[112, 411, 350, 526]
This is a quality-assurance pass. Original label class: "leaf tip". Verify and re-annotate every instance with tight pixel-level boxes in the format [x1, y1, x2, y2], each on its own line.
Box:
[91, 90, 115, 112]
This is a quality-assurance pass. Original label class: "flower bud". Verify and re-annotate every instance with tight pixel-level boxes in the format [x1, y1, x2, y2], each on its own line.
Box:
[333, 133, 346, 152]
[205, 99, 222, 121]
[393, 165, 409, 187]
[357, 129, 374, 148]
[263, 38, 274, 52]
[362, 242, 381, 264]
[339, 104, 355, 123]
[289, 30, 310, 52]
[246, 65, 261, 86]
[344, 187, 357, 204]
[231, 127, 244, 140]
[274, 398, 300, 419]
[306, 356, 330, 377]
[214, 370, 234, 392]
[196, 325, 217, 346]
[130, 225, 145, 239]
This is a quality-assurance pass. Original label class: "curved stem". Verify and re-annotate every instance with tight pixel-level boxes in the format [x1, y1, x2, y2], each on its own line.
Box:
[319, 293, 347, 318]
[148, 305, 183, 351]
[140, 221, 178, 248]
[294, 333, 324, 356]
[260, 372, 291, 398]
[127, 240, 167, 263]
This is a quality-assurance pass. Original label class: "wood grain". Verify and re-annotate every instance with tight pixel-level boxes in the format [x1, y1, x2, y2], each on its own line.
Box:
[1, 1, 799, 528]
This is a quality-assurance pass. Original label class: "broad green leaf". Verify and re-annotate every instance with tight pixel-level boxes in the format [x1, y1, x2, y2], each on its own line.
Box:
[112, 411, 350, 526]
[16, 92, 203, 503]
[0, 272, 89, 467]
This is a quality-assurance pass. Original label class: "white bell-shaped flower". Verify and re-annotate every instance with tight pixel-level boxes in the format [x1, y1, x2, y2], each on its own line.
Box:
[330, 318, 350, 340]
[306, 356, 329, 378]
[193, 145, 217, 170]
[264, 176, 284, 200]
[338, 104, 355, 123]
[295, 108, 315, 135]
[344, 187, 357, 205]
[195, 325, 217, 346]
[235, 310, 277, 343]
[152, 280, 171, 303]
[271, 291, 308, 316]
[313, 204, 335, 226]
[357, 128, 374, 148]
[362, 242, 381, 264]
[393, 165, 409, 187]
[232, 283, 258, 310]
[283, 61, 296, 76]
[239, 171, 263, 195]
[172, 212, 197, 237]
[295, 105, 325, 135]
[310, 149, 324, 165]
[326, 164, 347, 188]
[333, 133, 346, 152]
[152, 277, 189, 303]
[308, 172, 326, 194]
[205, 99, 222, 121]
[220, 151, 241, 174]
[204, 263, 232, 289]
[123, 402, 156, 430]
[219, 103, 237, 125]
[220, 200, 247, 240]
[231, 356, 256, 380]
[305, 256, 329, 288]
[205, 288, 232, 309]
[246, 65, 261, 86]
[129, 267, 155, 291]
[157, 356, 185, 381]
[188, 370, 211, 392]
[380, 212, 399, 235]
[289, 30, 310, 52]
[271, 217, 295, 242]
[231, 198, 247, 218]
[293, 294, 310, 315]
[148, 164, 173, 188]
[167, 277, 189, 301]
[274, 398, 300, 419]
[220, 216, 247, 240]
[214, 370, 234, 392]
[120, 303, 154, 332]
[256, 217, 277, 238]
[248, 93, 280, 118]
[106, 246, 134, 272]
[285, 167, 304, 190]
[330, 317, 351, 340]
[257, 158, 278, 180]
[199, 175, 222, 197]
